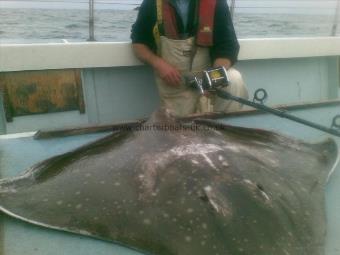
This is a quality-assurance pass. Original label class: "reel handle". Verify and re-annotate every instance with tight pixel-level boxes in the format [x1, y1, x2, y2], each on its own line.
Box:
[332, 115, 340, 129]
[253, 89, 268, 104]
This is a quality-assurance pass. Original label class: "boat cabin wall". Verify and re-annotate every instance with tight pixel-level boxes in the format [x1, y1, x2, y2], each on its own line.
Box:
[0, 38, 339, 134]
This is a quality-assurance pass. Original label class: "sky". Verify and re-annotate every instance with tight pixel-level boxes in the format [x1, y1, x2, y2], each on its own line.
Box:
[0, 0, 338, 14]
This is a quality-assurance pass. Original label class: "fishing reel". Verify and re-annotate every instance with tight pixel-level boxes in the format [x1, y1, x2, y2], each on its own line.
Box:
[186, 66, 229, 94]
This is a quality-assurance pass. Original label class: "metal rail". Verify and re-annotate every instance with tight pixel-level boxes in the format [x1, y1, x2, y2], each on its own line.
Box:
[1, 0, 338, 42]
[331, 0, 340, 36]
[230, 0, 236, 19]
[0, 93, 7, 135]
[88, 0, 95, 41]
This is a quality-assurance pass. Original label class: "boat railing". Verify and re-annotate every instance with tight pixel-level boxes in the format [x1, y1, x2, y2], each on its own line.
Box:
[1, 0, 340, 43]
[64, 0, 340, 41]
[86, 0, 340, 41]
[331, 0, 340, 36]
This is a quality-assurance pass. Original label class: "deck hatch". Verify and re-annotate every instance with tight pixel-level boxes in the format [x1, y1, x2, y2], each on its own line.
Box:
[0, 69, 85, 122]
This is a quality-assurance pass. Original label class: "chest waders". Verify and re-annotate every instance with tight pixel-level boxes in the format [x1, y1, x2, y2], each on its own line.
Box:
[153, 0, 248, 117]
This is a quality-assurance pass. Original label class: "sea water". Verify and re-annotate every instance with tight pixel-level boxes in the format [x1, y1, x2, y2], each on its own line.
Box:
[0, 8, 338, 43]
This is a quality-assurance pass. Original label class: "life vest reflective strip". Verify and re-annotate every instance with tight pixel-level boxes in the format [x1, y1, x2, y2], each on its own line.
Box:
[153, 0, 216, 47]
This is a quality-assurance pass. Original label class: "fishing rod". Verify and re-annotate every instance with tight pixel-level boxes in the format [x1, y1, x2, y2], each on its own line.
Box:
[186, 66, 340, 137]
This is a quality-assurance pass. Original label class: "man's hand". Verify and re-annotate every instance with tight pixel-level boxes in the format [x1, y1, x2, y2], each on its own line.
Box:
[153, 58, 181, 87]
[132, 43, 181, 87]
[213, 58, 232, 70]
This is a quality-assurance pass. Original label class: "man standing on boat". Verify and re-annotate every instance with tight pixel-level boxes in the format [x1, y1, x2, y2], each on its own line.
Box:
[131, 0, 248, 117]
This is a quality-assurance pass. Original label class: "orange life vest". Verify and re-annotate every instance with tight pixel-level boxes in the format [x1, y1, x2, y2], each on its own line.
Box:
[155, 0, 216, 47]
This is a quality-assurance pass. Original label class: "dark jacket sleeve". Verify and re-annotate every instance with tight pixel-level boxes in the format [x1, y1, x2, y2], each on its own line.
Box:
[130, 0, 157, 51]
[210, 0, 240, 65]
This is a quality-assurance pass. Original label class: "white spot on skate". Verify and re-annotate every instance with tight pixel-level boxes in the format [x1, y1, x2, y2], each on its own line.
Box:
[244, 179, 253, 185]
[223, 145, 241, 153]
[79, 230, 91, 235]
[202, 154, 218, 171]
[222, 161, 229, 167]
[185, 236, 192, 242]
[143, 219, 151, 225]
[187, 208, 194, 213]
[170, 144, 223, 171]
[170, 144, 222, 155]
[260, 190, 270, 201]
[191, 160, 199, 165]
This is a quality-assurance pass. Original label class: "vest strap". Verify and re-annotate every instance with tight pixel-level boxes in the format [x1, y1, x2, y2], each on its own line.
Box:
[153, 0, 163, 54]
[163, 1, 180, 39]
[196, 0, 216, 46]
[156, 0, 163, 25]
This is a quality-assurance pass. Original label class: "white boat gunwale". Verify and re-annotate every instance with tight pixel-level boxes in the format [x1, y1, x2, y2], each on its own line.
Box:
[1, 37, 340, 72]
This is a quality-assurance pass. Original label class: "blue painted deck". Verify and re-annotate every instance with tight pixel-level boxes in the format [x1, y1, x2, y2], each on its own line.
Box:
[0, 103, 339, 255]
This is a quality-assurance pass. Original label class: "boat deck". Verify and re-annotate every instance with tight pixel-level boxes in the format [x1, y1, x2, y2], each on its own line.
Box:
[0, 103, 339, 255]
